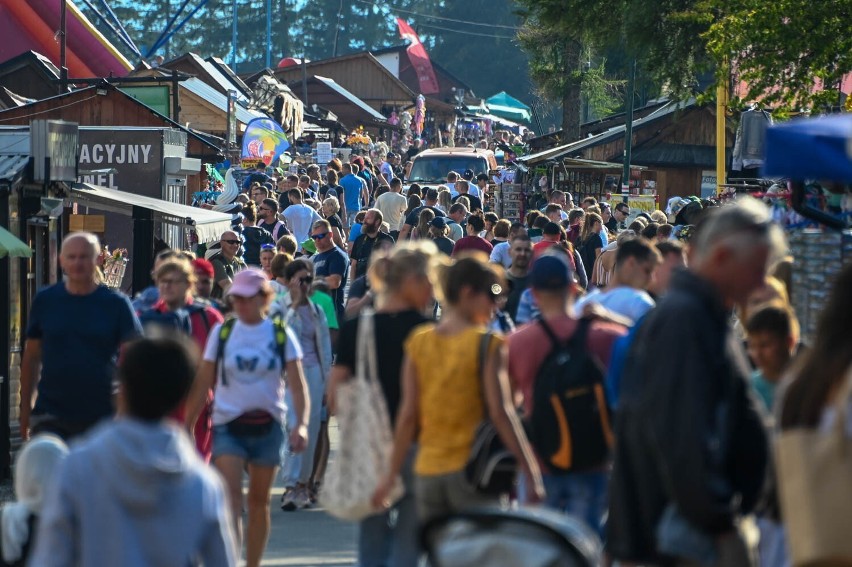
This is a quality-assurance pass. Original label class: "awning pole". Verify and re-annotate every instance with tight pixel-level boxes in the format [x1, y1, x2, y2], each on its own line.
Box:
[716, 60, 729, 196]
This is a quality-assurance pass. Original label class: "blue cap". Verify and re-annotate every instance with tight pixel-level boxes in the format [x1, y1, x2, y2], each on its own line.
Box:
[530, 253, 573, 290]
[429, 216, 448, 229]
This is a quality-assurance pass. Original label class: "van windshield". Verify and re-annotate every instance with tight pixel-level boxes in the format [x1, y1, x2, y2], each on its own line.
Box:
[407, 156, 489, 183]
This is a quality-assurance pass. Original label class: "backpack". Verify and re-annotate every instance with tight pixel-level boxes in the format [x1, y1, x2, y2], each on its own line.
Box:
[138, 304, 211, 336]
[526, 318, 613, 473]
[215, 317, 288, 386]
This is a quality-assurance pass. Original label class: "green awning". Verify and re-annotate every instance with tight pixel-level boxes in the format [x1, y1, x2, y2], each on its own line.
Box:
[0, 226, 31, 259]
[485, 91, 532, 123]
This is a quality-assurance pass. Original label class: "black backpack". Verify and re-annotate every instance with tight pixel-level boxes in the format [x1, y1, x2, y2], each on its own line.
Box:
[526, 318, 613, 473]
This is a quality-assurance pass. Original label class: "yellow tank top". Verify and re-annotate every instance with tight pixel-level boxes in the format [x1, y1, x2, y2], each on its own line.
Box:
[404, 324, 504, 476]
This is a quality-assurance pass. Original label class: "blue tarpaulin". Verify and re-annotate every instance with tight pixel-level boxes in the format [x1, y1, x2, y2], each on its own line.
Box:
[763, 114, 852, 182]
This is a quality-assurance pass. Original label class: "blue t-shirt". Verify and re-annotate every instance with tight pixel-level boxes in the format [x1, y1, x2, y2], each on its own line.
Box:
[348, 223, 363, 242]
[340, 174, 363, 214]
[311, 246, 349, 317]
[26, 283, 142, 423]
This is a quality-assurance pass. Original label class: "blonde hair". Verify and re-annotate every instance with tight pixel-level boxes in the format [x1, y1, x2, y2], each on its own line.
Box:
[154, 258, 196, 286]
[368, 240, 438, 294]
[323, 196, 341, 214]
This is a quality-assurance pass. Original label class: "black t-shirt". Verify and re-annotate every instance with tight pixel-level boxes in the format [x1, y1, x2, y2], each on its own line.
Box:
[432, 236, 455, 256]
[347, 275, 369, 301]
[257, 219, 289, 241]
[351, 231, 395, 278]
[327, 213, 344, 232]
[336, 310, 429, 424]
[505, 272, 530, 322]
[241, 226, 273, 266]
[312, 246, 349, 317]
[605, 217, 618, 233]
[579, 234, 603, 281]
[320, 184, 344, 201]
[452, 193, 483, 212]
[404, 205, 446, 227]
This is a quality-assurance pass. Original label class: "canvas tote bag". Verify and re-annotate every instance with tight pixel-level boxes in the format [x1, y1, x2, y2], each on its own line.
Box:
[321, 309, 403, 521]
[775, 367, 852, 567]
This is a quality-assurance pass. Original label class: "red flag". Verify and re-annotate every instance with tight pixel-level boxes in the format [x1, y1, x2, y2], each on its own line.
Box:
[396, 18, 440, 95]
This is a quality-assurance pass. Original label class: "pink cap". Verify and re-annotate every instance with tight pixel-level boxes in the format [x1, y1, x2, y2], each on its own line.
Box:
[226, 268, 268, 297]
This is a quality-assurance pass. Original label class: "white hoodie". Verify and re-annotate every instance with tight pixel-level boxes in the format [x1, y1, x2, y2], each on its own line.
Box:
[30, 419, 236, 566]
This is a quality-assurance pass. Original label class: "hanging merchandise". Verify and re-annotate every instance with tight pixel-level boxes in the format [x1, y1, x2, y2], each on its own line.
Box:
[414, 95, 426, 137]
[731, 108, 772, 171]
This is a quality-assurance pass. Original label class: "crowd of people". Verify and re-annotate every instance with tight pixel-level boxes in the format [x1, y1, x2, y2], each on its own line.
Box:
[7, 151, 852, 567]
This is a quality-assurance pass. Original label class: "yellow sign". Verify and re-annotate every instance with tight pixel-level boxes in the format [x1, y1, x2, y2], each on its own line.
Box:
[69, 214, 106, 233]
[626, 196, 658, 212]
[240, 159, 264, 169]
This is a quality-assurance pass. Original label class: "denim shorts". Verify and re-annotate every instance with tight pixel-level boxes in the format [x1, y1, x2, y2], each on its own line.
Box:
[212, 421, 285, 467]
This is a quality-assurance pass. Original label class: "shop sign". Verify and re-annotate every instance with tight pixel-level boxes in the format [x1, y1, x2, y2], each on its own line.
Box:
[69, 214, 106, 233]
[31, 120, 79, 182]
[77, 130, 163, 198]
[701, 170, 717, 198]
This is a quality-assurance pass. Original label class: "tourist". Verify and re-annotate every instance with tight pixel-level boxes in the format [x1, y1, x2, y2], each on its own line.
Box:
[210, 230, 248, 299]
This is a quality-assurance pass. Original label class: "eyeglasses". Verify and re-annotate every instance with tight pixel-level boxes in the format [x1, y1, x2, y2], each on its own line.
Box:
[616, 208, 629, 215]
[260, 243, 276, 250]
[299, 276, 314, 285]
[310, 233, 328, 240]
[222, 239, 241, 245]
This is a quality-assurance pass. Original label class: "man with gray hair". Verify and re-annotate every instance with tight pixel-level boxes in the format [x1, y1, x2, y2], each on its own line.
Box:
[608, 198, 784, 566]
[20, 232, 142, 441]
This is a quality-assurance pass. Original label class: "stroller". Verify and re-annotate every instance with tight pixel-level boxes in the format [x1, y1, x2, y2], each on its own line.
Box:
[421, 506, 603, 567]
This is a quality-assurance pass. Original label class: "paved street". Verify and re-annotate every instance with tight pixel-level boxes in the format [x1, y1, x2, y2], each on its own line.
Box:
[257, 420, 358, 567]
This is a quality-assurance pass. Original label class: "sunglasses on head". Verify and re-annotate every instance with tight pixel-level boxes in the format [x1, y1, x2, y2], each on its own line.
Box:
[261, 244, 275, 250]
[310, 233, 328, 240]
[222, 239, 241, 245]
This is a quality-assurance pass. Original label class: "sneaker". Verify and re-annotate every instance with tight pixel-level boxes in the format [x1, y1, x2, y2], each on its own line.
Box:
[280, 487, 298, 512]
[293, 485, 312, 510]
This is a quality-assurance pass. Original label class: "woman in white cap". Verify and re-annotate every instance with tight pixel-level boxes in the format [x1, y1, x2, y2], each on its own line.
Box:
[185, 268, 310, 567]
[0, 434, 68, 566]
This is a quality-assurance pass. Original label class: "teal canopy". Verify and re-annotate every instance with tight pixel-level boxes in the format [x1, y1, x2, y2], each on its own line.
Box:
[0, 226, 31, 259]
[485, 91, 532, 123]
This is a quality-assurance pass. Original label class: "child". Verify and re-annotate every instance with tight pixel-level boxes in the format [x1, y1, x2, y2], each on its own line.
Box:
[31, 335, 237, 566]
[746, 304, 796, 412]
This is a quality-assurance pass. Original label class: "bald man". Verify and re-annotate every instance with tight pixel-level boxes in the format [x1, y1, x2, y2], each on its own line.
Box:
[210, 230, 247, 299]
[20, 232, 142, 441]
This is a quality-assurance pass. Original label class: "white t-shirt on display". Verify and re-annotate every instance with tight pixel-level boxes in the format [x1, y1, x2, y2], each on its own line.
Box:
[203, 319, 303, 425]
[283, 203, 322, 244]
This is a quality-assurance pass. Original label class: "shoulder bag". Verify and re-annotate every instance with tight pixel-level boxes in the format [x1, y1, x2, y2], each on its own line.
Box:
[320, 309, 403, 520]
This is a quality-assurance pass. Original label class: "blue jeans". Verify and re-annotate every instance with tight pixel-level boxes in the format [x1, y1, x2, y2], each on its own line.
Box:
[281, 363, 324, 486]
[358, 449, 419, 567]
[542, 470, 608, 538]
[212, 421, 284, 467]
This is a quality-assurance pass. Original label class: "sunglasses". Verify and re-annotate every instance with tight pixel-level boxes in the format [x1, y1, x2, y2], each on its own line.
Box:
[222, 239, 241, 245]
[261, 243, 276, 250]
[310, 233, 328, 240]
[299, 276, 314, 285]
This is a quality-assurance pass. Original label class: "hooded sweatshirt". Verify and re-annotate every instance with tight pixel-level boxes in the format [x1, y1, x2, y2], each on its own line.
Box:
[30, 419, 236, 567]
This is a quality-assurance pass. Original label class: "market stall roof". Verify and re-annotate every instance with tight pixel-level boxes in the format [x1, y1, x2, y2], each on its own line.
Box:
[763, 114, 852, 183]
[181, 78, 266, 125]
[70, 183, 233, 244]
[0, 225, 31, 258]
[463, 112, 523, 130]
[0, 153, 29, 184]
[518, 100, 684, 165]
[313, 76, 386, 122]
[561, 157, 646, 170]
[485, 91, 532, 123]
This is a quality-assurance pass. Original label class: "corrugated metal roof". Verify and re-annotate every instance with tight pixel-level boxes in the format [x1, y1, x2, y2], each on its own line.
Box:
[0, 154, 28, 183]
[185, 53, 250, 103]
[181, 78, 266, 125]
[313, 76, 386, 122]
[518, 100, 689, 165]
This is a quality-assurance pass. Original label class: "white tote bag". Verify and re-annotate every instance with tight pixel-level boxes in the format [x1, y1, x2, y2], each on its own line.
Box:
[321, 309, 403, 521]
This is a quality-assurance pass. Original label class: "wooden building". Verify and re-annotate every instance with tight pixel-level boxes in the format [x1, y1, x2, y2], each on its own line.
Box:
[0, 51, 71, 107]
[0, 85, 222, 194]
[519, 101, 735, 204]
[273, 52, 414, 116]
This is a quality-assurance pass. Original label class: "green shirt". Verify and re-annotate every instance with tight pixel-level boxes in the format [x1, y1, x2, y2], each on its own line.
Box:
[310, 290, 339, 330]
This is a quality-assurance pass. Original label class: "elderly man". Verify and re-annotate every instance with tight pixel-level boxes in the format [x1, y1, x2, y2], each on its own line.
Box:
[608, 199, 783, 566]
[20, 232, 142, 440]
[209, 230, 247, 299]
